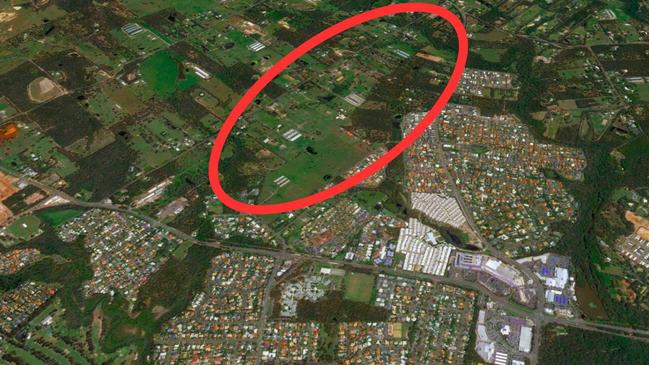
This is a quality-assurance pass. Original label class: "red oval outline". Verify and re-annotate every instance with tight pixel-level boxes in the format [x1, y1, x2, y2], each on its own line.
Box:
[209, 2, 468, 214]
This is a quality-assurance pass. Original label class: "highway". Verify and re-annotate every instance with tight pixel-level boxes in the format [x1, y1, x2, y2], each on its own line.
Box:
[429, 124, 548, 363]
[12, 173, 649, 360]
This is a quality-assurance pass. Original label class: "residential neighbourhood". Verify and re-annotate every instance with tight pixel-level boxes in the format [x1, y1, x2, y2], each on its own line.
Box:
[1, 1, 649, 364]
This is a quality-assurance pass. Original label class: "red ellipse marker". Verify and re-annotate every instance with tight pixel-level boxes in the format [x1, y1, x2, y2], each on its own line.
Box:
[209, 2, 468, 214]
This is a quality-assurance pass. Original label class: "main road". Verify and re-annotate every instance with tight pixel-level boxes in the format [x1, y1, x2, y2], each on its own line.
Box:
[12, 173, 649, 350]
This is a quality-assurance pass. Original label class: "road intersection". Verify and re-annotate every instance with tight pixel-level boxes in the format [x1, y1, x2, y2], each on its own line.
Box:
[14, 172, 649, 365]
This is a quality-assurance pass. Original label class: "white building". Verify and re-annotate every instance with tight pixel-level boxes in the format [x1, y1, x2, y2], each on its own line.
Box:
[518, 326, 533, 353]
[396, 218, 453, 276]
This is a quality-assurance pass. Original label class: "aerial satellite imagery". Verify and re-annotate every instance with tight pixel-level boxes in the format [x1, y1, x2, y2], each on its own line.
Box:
[1, 0, 649, 364]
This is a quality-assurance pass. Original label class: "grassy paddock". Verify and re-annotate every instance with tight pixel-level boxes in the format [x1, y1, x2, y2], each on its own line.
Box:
[343, 272, 375, 304]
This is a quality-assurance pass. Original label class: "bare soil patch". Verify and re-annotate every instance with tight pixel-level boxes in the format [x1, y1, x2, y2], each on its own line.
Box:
[27, 76, 64, 103]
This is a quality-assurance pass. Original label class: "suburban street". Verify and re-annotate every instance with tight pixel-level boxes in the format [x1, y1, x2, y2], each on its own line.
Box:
[11, 167, 649, 362]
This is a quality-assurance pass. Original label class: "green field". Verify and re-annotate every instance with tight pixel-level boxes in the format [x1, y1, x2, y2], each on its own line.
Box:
[619, 134, 649, 172]
[7, 215, 42, 240]
[140, 50, 178, 97]
[343, 272, 375, 304]
[140, 50, 199, 98]
[37, 209, 83, 226]
[248, 92, 370, 203]
[632, 83, 649, 102]
[126, 112, 203, 170]
[172, 241, 193, 260]
[476, 47, 506, 63]
[352, 190, 387, 211]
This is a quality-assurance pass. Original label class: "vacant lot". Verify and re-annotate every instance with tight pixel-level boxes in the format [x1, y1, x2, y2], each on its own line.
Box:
[27, 77, 64, 103]
[343, 272, 375, 304]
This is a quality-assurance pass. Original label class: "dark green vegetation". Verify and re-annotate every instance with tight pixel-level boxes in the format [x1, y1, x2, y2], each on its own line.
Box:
[213, 62, 257, 95]
[426, 2, 649, 319]
[454, 12, 649, 324]
[82, 243, 219, 360]
[36, 207, 84, 226]
[462, 298, 483, 365]
[297, 290, 388, 324]
[564, 133, 649, 325]
[219, 136, 265, 198]
[140, 50, 199, 98]
[375, 143, 409, 219]
[100, 244, 219, 355]
[29, 94, 102, 147]
[624, 1, 649, 22]
[0, 213, 219, 363]
[349, 54, 452, 143]
[539, 325, 649, 365]
[506, 37, 649, 324]
[297, 290, 389, 361]
[135, 244, 218, 318]
[619, 134, 649, 173]
[0, 62, 48, 110]
[0, 0, 648, 363]
[35, 51, 96, 89]
[67, 138, 138, 200]
[0, 225, 93, 328]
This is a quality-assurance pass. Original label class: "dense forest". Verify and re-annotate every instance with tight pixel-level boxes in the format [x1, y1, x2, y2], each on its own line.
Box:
[505, 36, 649, 327]
[540, 325, 649, 364]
